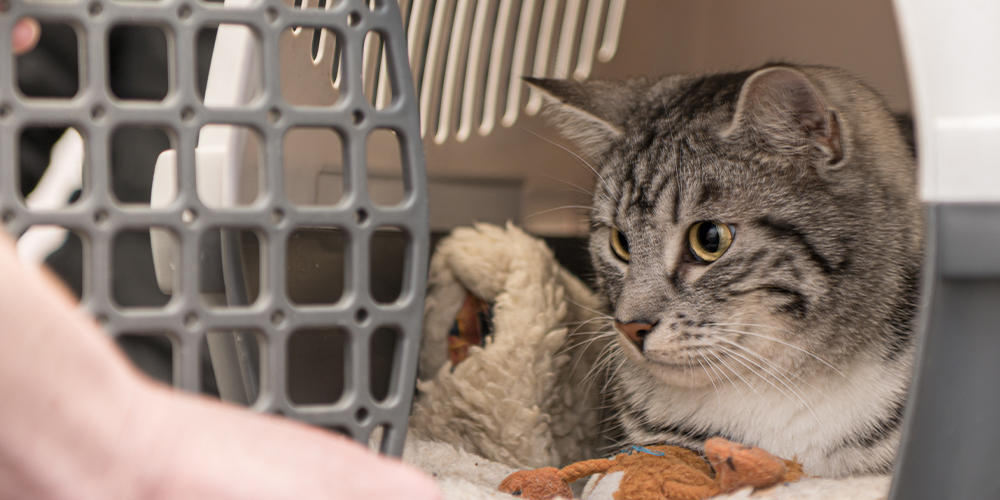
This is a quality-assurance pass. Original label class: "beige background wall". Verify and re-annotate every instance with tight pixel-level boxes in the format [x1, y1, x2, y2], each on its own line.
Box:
[422, 0, 911, 235]
[600, 1, 909, 110]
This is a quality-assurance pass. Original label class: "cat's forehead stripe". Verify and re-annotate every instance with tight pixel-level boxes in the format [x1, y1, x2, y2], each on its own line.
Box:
[671, 177, 682, 224]
[611, 138, 734, 226]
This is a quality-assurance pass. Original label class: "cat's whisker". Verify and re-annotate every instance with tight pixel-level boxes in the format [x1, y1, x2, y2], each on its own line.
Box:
[604, 357, 629, 394]
[584, 340, 621, 387]
[601, 433, 629, 454]
[517, 124, 603, 167]
[696, 357, 723, 410]
[557, 335, 606, 368]
[701, 353, 728, 391]
[564, 330, 617, 375]
[562, 315, 614, 328]
[599, 339, 621, 363]
[569, 333, 616, 353]
[564, 316, 614, 328]
[710, 322, 802, 338]
[570, 311, 615, 324]
[564, 329, 615, 347]
[579, 320, 616, 332]
[706, 351, 757, 422]
[570, 327, 620, 380]
[715, 345, 815, 423]
[577, 360, 613, 404]
[562, 328, 616, 358]
[518, 126, 622, 198]
[703, 356, 730, 406]
[713, 332, 829, 406]
[563, 319, 614, 338]
[709, 324, 857, 387]
[565, 298, 615, 321]
[564, 330, 613, 345]
[518, 126, 604, 172]
[715, 343, 821, 426]
[714, 341, 812, 405]
[687, 357, 695, 396]
[708, 350, 767, 405]
[525, 205, 594, 220]
[715, 337, 822, 394]
[541, 174, 595, 197]
[588, 341, 616, 375]
[560, 316, 610, 327]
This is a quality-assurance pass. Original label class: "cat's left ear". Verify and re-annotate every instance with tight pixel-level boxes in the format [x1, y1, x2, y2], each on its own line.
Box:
[723, 67, 844, 166]
[525, 77, 640, 157]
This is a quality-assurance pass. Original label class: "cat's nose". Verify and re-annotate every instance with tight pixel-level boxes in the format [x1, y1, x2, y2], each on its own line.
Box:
[614, 321, 655, 349]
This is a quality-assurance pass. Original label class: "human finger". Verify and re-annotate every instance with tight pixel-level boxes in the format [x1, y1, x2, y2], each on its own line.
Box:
[12, 18, 40, 55]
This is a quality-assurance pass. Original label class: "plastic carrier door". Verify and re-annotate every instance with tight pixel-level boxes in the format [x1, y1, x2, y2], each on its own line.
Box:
[0, 0, 428, 456]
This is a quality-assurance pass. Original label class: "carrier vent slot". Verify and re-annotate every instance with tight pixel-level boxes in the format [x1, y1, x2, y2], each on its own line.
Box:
[288, 0, 626, 142]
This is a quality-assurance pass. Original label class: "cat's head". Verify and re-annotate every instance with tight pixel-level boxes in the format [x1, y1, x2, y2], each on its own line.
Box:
[530, 65, 921, 387]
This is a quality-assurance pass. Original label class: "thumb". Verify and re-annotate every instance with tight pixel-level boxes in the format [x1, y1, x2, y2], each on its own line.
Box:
[13, 18, 40, 55]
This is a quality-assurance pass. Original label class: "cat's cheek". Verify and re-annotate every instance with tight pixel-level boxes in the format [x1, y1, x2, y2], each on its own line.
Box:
[594, 259, 627, 303]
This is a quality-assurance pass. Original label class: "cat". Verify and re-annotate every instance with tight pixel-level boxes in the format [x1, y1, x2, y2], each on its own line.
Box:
[527, 64, 922, 478]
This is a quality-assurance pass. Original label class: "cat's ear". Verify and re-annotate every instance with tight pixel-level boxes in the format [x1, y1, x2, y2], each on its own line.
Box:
[723, 67, 844, 165]
[525, 77, 638, 156]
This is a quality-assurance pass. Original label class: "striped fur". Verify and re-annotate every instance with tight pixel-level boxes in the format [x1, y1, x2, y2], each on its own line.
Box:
[530, 65, 922, 477]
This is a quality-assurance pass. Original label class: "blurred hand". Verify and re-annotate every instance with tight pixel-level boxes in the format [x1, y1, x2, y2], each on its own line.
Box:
[12, 18, 39, 55]
[0, 231, 442, 500]
[4, 20, 440, 499]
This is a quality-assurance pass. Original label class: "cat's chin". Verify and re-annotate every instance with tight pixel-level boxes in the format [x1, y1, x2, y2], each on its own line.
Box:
[626, 350, 722, 388]
[642, 359, 720, 388]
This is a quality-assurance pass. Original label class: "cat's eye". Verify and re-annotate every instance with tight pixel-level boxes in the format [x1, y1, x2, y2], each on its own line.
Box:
[688, 221, 734, 262]
[610, 228, 631, 262]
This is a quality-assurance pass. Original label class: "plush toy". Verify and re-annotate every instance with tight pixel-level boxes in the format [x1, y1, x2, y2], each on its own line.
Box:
[498, 437, 804, 500]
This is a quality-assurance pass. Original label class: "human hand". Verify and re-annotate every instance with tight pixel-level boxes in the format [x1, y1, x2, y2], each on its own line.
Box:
[0, 231, 442, 500]
[4, 19, 439, 498]
[12, 17, 40, 54]
[117, 382, 445, 500]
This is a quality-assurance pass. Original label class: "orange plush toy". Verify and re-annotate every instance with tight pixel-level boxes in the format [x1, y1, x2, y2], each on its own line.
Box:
[499, 437, 804, 500]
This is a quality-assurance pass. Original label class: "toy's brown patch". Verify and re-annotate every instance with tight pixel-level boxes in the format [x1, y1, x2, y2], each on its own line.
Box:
[448, 292, 493, 366]
[704, 437, 803, 493]
[608, 446, 718, 500]
[499, 467, 574, 500]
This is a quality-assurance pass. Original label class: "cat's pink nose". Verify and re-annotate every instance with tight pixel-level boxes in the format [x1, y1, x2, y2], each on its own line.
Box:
[615, 321, 654, 349]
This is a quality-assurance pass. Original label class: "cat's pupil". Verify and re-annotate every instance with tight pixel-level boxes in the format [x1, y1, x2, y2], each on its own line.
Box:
[617, 230, 630, 254]
[698, 223, 720, 253]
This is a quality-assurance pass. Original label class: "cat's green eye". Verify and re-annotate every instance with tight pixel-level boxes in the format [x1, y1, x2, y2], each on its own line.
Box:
[688, 221, 734, 262]
[610, 228, 631, 262]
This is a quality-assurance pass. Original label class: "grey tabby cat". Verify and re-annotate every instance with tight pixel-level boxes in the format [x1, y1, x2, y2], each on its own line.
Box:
[527, 64, 922, 477]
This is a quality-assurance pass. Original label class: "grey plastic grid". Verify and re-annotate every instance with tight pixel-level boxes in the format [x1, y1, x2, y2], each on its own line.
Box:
[0, 0, 427, 456]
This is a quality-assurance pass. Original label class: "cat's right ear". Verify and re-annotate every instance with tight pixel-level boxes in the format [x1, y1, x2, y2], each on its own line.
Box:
[525, 77, 638, 156]
[722, 67, 844, 166]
